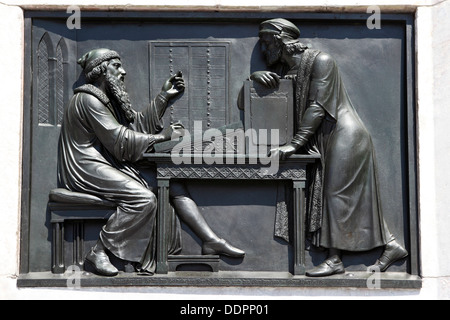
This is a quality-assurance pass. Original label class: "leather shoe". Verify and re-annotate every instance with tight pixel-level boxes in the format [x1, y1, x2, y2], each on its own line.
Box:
[202, 239, 245, 258]
[306, 256, 345, 277]
[85, 249, 119, 277]
[370, 240, 408, 272]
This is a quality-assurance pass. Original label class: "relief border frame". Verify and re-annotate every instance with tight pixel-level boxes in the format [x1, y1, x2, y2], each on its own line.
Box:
[18, 10, 419, 288]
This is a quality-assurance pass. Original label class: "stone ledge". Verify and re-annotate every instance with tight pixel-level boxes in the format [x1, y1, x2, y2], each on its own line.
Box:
[17, 271, 422, 289]
[5, 0, 439, 13]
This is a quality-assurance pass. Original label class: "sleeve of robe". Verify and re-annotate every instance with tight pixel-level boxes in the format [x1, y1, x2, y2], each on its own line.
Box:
[80, 93, 161, 163]
[130, 93, 167, 135]
[291, 52, 340, 147]
[307, 52, 339, 120]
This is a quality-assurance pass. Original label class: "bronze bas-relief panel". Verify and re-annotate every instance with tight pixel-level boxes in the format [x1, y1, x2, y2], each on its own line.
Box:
[19, 11, 419, 287]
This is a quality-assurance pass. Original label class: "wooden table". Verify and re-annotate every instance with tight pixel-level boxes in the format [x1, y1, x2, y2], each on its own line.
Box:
[143, 153, 320, 275]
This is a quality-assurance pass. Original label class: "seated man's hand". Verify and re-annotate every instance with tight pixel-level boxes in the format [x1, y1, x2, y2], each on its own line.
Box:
[161, 71, 185, 100]
[250, 71, 280, 89]
[268, 144, 298, 161]
[156, 122, 185, 143]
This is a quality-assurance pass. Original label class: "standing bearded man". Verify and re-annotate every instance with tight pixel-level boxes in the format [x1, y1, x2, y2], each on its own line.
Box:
[58, 48, 244, 276]
[251, 19, 408, 277]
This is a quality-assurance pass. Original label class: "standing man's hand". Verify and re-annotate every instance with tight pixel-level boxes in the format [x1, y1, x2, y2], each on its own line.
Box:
[161, 70, 185, 100]
[268, 144, 299, 161]
[250, 71, 280, 88]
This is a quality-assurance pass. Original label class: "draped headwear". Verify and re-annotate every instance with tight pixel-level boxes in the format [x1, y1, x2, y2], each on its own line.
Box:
[77, 48, 121, 74]
[259, 18, 300, 39]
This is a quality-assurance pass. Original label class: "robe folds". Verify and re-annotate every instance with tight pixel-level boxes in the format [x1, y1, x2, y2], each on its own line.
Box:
[57, 84, 181, 272]
[296, 51, 393, 252]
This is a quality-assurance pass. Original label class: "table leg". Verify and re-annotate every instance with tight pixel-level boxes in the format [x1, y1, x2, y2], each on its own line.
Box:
[156, 179, 170, 274]
[52, 221, 65, 274]
[293, 181, 306, 275]
[73, 221, 84, 269]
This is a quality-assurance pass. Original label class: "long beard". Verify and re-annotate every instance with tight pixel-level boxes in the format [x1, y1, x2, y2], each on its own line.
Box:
[106, 74, 135, 123]
[264, 46, 283, 67]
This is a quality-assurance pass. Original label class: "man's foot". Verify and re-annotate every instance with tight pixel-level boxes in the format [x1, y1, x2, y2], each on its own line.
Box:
[306, 256, 345, 277]
[85, 249, 119, 277]
[370, 240, 408, 272]
[202, 239, 245, 258]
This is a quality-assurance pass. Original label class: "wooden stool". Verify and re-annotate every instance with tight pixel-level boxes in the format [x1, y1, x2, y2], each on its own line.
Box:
[49, 188, 221, 274]
[48, 188, 116, 274]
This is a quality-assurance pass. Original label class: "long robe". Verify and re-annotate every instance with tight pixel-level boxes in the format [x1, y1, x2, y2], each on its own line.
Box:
[295, 51, 392, 252]
[57, 84, 181, 272]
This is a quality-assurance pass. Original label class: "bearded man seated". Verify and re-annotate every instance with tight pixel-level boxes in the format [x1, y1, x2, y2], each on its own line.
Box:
[57, 48, 244, 276]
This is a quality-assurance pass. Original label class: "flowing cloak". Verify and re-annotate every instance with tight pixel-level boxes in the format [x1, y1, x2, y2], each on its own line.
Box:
[57, 84, 181, 272]
[294, 51, 392, 252]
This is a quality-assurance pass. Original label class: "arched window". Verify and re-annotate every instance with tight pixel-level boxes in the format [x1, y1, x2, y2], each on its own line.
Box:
[55, 38, 68, 125]
[37, 34, 68, 126]
[37, 33, 53, 125]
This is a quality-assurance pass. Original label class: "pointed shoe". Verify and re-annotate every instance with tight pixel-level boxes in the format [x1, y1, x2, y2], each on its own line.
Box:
[306, 258, 345, 277]
[370, 240, 408, 272]
[202, 239, 245, 258]
[85, 249, 119, 277]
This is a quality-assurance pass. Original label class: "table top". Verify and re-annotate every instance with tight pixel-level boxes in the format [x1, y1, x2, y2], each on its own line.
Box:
[143, 153, 321, 164]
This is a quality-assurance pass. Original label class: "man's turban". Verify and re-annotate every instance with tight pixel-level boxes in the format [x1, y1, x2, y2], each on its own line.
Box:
[259, 18, 300, 39]
[77, 48, 121, 74]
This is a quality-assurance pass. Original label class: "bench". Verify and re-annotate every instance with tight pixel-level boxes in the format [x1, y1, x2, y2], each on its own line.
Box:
[48, 188, 220, 274]
[49, 188, 116, 274]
